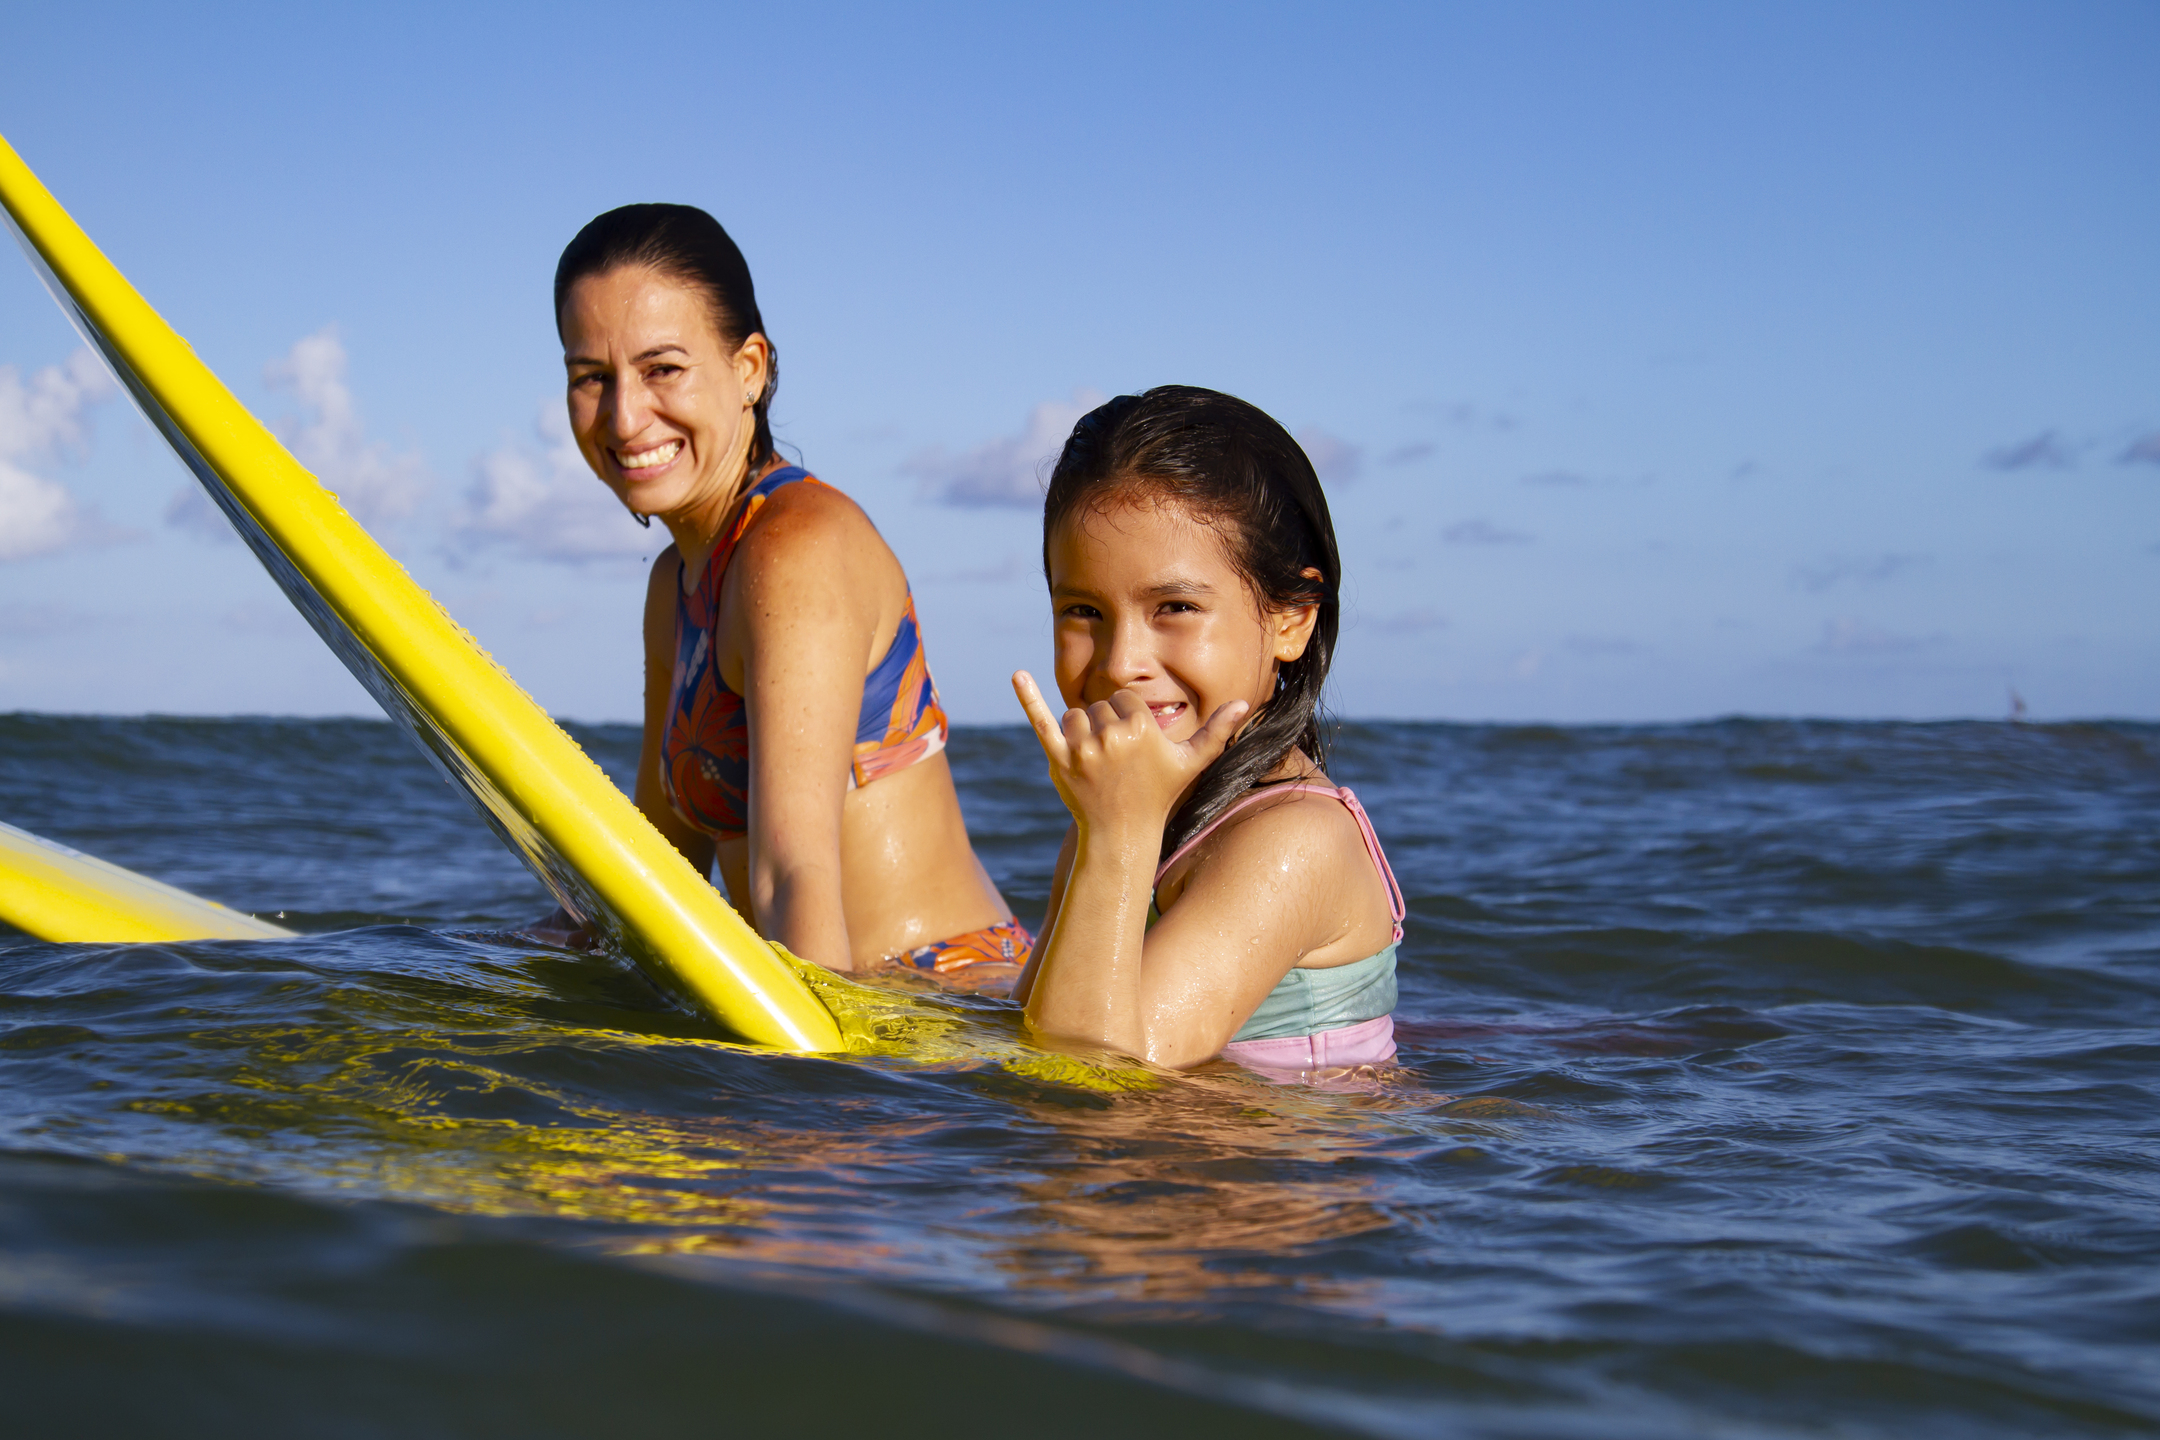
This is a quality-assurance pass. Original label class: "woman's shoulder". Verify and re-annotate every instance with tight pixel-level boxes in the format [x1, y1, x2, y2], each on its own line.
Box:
[727, 467, 907, 617]
[736, 468, 886, 564]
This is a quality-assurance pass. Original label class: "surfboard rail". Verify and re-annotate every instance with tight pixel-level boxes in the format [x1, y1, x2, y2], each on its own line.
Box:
[0, 134, 842, 1052]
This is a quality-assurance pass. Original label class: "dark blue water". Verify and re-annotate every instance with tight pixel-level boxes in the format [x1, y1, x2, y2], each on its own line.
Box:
[2, 714, 2156, 1438]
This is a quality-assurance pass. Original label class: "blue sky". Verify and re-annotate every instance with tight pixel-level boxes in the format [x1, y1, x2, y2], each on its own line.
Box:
[2, 2, 2154, 723]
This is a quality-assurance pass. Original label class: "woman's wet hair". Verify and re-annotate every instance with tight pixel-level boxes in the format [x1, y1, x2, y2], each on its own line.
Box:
[554, 203, 778, 472]
[1042, 385, 1342, 861]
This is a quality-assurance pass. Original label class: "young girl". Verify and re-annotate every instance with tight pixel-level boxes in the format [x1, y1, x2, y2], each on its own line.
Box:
[1011, 387, 1405, 1072]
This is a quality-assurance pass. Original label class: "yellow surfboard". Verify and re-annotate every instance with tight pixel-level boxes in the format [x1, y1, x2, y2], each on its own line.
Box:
[0, 135, 841, 1053]
[0, 819, 293, 944]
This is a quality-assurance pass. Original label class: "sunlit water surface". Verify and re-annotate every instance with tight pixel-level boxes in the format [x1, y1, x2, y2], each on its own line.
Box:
[2, 715, 2156, 1438]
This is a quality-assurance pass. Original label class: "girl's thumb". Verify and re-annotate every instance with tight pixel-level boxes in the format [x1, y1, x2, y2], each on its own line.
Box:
[1186, 699, 1250, 764]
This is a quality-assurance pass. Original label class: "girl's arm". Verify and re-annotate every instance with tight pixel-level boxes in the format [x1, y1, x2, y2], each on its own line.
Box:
[1014, 675, 1344, 1067]
[731, 487, 897, 972]
[1009, 822, 1076, 1007]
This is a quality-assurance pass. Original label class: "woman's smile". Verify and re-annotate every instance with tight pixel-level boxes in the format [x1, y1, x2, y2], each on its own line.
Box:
[613, 438, 684, 478]
[559, 264, 761, 534]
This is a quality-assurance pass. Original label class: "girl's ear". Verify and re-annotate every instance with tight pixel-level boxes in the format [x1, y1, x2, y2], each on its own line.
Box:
[1271, 567, 1326, 662]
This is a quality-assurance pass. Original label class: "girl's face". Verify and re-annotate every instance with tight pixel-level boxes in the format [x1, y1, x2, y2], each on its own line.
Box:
[559, 265, 767, 525]
[1046, 495, 1318, 744]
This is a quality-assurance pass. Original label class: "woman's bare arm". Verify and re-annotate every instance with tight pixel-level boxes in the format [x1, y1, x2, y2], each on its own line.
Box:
[730, 486, 900, 972]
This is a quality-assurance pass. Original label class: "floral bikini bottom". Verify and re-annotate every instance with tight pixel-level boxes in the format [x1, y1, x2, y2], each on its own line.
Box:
[891, 916, 1032, 979]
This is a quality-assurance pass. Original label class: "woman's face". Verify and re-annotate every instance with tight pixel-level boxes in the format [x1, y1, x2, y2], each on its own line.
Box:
[559, 265, 767, 524]
[1046, 496, 1317, 745]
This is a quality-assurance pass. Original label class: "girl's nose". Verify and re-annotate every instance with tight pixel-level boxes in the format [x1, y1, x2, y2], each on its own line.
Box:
[1100, 616, 1155, 687]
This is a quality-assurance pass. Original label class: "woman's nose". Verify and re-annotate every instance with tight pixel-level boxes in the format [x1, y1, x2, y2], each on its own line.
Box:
[607, 373, 653, 438]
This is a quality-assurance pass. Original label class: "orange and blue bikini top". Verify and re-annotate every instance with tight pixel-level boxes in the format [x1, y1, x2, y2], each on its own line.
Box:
[660, 466, 948, 840]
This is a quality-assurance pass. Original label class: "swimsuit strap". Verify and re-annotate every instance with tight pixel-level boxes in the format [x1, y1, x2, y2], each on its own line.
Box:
[1154, 783, 1406, 945]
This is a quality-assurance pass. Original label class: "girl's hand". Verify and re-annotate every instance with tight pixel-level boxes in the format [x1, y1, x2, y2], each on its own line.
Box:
[1012, 672, 1248, 843]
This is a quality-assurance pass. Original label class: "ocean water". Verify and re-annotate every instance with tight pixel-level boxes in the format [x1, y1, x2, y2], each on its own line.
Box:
[1, 713, 2155, 1438]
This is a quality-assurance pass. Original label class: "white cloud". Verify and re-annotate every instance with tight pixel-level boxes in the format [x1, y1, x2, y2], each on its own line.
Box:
[1981, 430, 2076, 472]
[164, 485, 239, 545]
[261, 325, 425, 524]
[1404, 400, 1517, 432]
[0, 601, 103, 637]
[0, 348, 122, 561]
[1297, 428, 1364, 484]
[1563, 634, 1644, 656]
[1815, 618, 1946, 655]
[909, 390, 1104, 507]
[1791, 553, 1929, 593]
[0, 349, 115, 460]
[454, 401, 653, 564]
[0, 460, 88, 561]
[1369, 606, 1447, 634]
[1442, 517, 1534, 545]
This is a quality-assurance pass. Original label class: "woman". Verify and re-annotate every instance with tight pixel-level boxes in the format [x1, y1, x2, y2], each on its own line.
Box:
[547, 203, 1023, 986]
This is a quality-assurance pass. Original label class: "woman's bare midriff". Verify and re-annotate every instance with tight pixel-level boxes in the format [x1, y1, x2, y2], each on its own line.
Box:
[714, 751, 1011, 968]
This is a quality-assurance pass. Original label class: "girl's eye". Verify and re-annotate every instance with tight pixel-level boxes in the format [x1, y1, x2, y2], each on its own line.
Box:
[1157, 601, 1199, 616]
[1059, 604, 1101, 621]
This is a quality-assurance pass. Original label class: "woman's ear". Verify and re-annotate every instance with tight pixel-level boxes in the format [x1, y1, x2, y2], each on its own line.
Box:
[1272, 567, 1325, 662]
[732, 332, 772, 403]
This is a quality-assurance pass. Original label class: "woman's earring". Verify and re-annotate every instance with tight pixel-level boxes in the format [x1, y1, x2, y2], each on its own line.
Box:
[633, 512, 653, 529]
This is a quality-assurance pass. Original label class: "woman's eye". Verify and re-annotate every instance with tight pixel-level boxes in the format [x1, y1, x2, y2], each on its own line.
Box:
[1059, 604, 1101, 621]
[1158, 601, 1199, 616]
[646, 363, 682, 379]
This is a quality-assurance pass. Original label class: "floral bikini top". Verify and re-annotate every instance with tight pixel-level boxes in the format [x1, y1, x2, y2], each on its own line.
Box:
[661, 466, 949, 840]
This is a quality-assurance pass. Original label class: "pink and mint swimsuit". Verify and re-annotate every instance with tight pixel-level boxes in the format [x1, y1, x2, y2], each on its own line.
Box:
[1154, 783, 1405, 1072]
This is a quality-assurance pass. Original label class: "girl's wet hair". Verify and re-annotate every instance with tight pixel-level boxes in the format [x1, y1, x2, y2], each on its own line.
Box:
[554, 203, 779, 473]
[1043, 385, 1342, 860]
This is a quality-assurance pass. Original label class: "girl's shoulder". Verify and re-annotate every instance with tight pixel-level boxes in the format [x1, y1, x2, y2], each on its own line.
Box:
[1156, 780, 1372, 904]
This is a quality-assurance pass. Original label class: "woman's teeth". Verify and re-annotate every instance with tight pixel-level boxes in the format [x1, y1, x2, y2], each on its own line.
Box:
[618, 440, 681, 471]
[1148, 702, 1188, 727]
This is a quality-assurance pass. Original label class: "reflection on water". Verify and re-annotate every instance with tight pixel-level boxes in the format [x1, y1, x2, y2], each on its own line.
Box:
[3, 715, 2158, 1437]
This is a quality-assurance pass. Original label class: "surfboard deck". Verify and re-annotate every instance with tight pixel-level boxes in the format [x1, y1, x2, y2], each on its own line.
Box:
[0, 134, 841, 1053]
